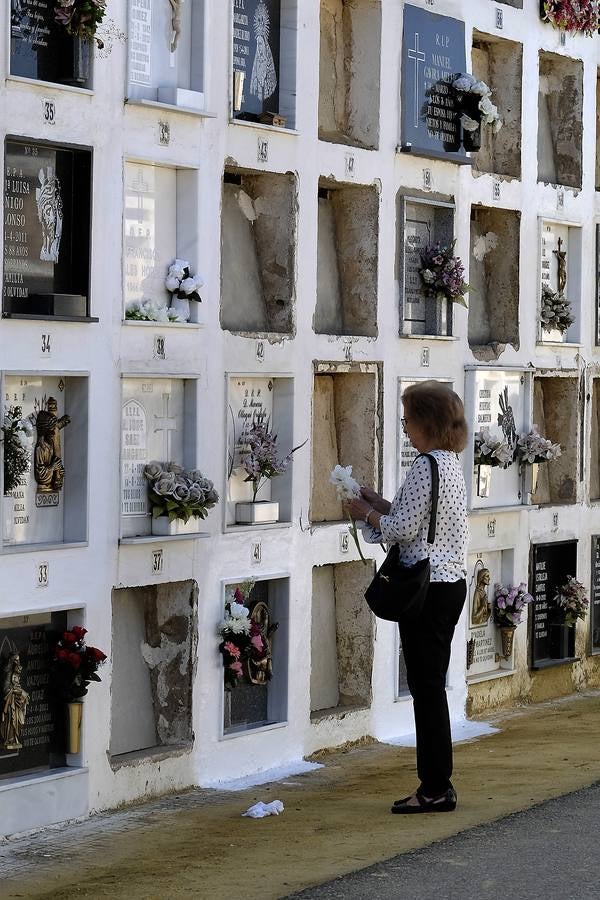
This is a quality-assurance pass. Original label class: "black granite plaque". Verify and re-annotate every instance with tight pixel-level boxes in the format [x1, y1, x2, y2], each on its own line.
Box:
[530, 541, 577, 665]
[401, 5, 467, 163]
[591, 536, 600, 652]
[3, 139, 91, 318]
[233, 0, 281, 120]
[0, 612, 67, 779]
[11, 0, 91, 87]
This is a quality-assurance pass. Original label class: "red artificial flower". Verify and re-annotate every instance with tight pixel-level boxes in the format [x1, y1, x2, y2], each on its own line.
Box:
[71, 626, 88, 640]
[55, 648, 70, 661]
[69, 652, 82, 669]
[63, 631, 77, 645]
[86, 646, 107, 663]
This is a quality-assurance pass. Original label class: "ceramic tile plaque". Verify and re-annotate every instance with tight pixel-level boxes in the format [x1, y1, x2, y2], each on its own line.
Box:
[466, 551, 505, 679]
[233, 0, 281, 120]
[227, 376, 274, 507]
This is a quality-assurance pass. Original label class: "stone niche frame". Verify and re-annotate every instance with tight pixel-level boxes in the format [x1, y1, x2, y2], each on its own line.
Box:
[126, 0, 207, 112]
[310, 361, 383, 524]
[466, 548, 518, 683]
[110, 580, 198, 761]
[318, 0, 381, 150]
[221, 574, 289, 738]
[123, 161, 200, 325]
[221, 167, 296, 336]
[397, 193, 455, 338]
[468, 205, 520, 361]
[464, 366, 533, 511]
[310, 561, 375, 719]
[471, 33, 522, 179]
[231, 0, 298, 129]
[529, 540, 578, 668]
[10, 0, 93, 89]
[225, 373, 294, 530]
[538, 51, 583, 190]
[1, 372, 89, 550]
[314, 179, 379, 337]
[538, 218, 582, 345]
[532, 374, 580, 507]
[120, 375, 199, 540]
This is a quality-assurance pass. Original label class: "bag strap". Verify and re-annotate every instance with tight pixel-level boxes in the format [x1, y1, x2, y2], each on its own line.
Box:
[419, 453, 439, 545]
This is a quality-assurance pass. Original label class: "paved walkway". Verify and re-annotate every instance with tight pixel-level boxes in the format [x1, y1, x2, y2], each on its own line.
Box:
[1, 692, 600, 899]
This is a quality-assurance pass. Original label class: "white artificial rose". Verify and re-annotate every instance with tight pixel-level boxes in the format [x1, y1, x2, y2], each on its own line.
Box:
[453, 74, 476, 92]
[460, 114, 480, 132]
[229, 601, 249, 619]
[180, 277, 198, 295]
[471, 80, 491, 97]
[165, 275, 180, 292]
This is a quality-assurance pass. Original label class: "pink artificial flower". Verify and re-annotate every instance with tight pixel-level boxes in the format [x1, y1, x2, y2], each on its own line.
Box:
[229, 661, 243, 676]
[224, 641, 241, 659]
[251, 634, 264, 652]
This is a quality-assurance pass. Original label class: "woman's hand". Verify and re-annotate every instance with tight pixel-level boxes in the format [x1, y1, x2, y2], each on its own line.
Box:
[359, 487, 391, 515]
[346, 497, 374, 521]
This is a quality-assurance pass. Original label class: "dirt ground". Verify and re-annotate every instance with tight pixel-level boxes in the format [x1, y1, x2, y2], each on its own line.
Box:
[2, 692, 600, 900]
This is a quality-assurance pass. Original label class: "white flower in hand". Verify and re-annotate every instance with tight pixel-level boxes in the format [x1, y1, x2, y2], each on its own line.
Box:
[329, 464, 361, 501]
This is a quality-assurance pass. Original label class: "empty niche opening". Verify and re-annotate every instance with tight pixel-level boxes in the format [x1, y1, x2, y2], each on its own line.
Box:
[397, 194, 454, 337]
[315, 181, 379, 337]
[110, 581, 197, 759]
[468, 206, 520, 361]
[310, 367, 381, 523]
[471, 34, 522, 179]
[223, 577, 289, 735]
[590, 379, 600, 501]
[310, 562, 374, 717]
[532, 377, 579, 505]
[318, 0, 381, 149]
[538, 52, 583, 189]
[221, 168, 296, 335]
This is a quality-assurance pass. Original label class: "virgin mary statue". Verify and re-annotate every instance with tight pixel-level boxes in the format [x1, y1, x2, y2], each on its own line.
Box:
[250, 1, 277, 103]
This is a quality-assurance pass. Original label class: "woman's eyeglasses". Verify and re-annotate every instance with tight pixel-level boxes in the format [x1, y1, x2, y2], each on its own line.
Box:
[401, 417, 410, 428]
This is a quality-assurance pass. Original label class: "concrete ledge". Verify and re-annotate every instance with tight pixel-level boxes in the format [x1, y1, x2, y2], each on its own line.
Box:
[0, 767, 88, 838]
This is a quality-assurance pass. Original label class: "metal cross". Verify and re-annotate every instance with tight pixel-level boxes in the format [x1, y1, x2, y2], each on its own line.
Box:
[154, 393, 177, 461]
[408, 33, 426, 129]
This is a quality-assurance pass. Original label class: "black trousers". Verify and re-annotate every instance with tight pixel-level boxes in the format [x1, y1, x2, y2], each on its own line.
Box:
[399, 579, 466, 797]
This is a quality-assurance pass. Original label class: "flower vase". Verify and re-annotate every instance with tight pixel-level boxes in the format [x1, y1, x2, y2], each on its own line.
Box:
[476, 464, 492, 498]
[466, 637, 476, 670]
[235, 500, 280, 525]
[2, 494, 14, 544]
[462, 124, 482, 152]
[66, 701, 83, 754]
[549, 623, 573, 660]
[151, 515, 201, 536]
[500, 625, 516, 661]
[169, 296, 190, 322]
[542, 326, 565, 343]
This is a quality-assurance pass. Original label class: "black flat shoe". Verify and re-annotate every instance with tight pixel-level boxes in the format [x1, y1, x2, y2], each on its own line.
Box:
[391, 787, 457, 814]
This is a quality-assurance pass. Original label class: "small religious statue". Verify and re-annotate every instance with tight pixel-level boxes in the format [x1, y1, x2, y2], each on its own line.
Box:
[168, 0, 183, 52]
[34, 399, 71, 495]
[0, 652, 30, 751]
[471, 563, 491, 627]
[245, 601, 278, 685]
[497, 386, 517, 451]
[554, 237, 567, 295]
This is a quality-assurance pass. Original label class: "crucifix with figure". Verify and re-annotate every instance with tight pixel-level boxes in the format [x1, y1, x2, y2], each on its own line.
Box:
[154, 393, 177, 461]
[408, 33, 426, 129]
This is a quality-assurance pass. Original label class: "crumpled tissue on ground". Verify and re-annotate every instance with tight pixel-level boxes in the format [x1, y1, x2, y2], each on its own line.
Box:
[242, 800, 284, 818]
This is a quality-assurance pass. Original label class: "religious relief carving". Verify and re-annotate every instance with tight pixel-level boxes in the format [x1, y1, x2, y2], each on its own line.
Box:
[0, 652, 30, 751]
[36, 167, 64, 263]
[250, 0, 277, 102]
[34, 398, 71, 498]
[471, 560, 491, 627]
[497, 387, 517, 450]
[244, 601, 278, 685]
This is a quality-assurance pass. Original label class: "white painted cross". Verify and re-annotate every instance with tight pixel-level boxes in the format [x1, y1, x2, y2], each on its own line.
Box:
[154, 393, 177, 460]
[131, 169, 150, 225]
[408, 33, 426, 129]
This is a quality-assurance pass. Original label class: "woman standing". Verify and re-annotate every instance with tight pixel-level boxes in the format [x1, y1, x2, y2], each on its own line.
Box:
[347, 381, 468, 814]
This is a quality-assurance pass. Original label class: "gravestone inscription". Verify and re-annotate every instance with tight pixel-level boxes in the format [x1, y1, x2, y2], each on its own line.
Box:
[233, 0, 280, 120]
[11, 0, 90, 87]
[591, 536, 600, 652]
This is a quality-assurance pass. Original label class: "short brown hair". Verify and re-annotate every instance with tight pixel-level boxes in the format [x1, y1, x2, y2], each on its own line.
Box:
[402, 381, 468, 452]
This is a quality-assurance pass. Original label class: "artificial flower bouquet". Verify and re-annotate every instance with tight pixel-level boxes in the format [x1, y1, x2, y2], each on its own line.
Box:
[165, 259, 203, 304]
[451, 73, 502, 134]
[144, 461, 219, 524]
[474, 427, 514, 468]
[515, 427, 562, 465]
[54, 0, 107, 46]
[239, 422, 304, 501]
[493, 583, 533, 628]
[53, 626, 107, 701]
[218, 582, 274, 690]
[419, 241, 469, 308]
[2, 406, 34, 494]
[540, 285, 575, 334]
[540, 0, 599, 36]
[125, 298, 187, 323]
[553, 576, 589, 627]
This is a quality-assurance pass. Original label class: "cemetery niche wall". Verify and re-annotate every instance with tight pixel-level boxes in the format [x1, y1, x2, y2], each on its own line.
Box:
[123, 161, 199, 324]
[318, 0, 381, 149]
[400, 4, 467, 163]
[315, 180, 379, 338]
[538, 52, 583, 189]
[10, 0, 92, 88]
[397, 194, 454, 337]
[121, 376, 199, 538]
[110, 581, 197, 758]
[0, 611, 68, 780]
[530, 540, 577, 666]
[127, 0, 206, 111]
[310, 561, 374, 718]
[471, 34, 522, 179]
[538, 219, 581, 344]
[466, 550, 517, 681]
[532, 376, 578, 506]
[468, 206, 520, 360]
[310, 363, 381, 524]
[221, 168, 296, 335]
[2, 374, 88, 547]
[3, 139, 92, 320]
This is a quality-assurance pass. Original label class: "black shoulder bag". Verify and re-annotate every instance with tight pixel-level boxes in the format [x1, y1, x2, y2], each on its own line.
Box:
[364, 453, 439, 624]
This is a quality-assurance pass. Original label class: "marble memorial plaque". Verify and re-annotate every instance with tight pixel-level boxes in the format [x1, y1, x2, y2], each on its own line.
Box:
[121, 377, 185, 536]
[401, 5, 467, 162]
[128, 0, 153, 87]
[233, 0, 281, 120]
[227, 376, 274, 505]
[3, 139, 91, 318]
[0, 611, 67, 778]
[466, 551, 504, 678]
[531, 540, 577, 665]
[10, 0, 90, 87]
[123, 162, 177, 315]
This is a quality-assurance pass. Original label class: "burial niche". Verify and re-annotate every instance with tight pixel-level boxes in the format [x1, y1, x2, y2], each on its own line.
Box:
[532, 376, 579, 506]
[539, 219, 581, 344]
[471, 35, 522, 179]
[397, 195, 454, 337]
[466, 550, 516, 681]
[315, 180, 378, 337]
[10, 0, 92, 88]
[310, 562, 374, 717]
[127, 0, 206, 110]
[538, 52, 583, 189]
[3, 139, 92, 319]
[221, 168, 296, 335]
[310, 365, 381, 523]
[589, 379, 600, 502]
[468, 206, 520, 360]
[318, 0, 381, 149]
[110, 581, 197, 758]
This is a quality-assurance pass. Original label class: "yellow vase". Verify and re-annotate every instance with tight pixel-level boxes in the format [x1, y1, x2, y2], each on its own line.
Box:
[66, 701, 83, 754]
